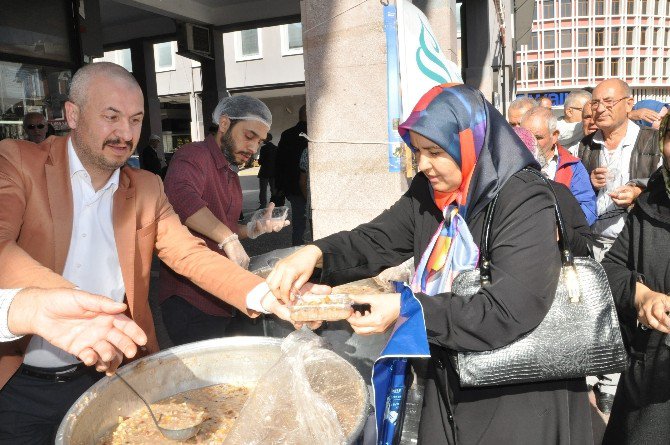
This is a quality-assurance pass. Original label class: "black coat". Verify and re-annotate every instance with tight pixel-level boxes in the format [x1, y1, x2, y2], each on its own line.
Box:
[257, 141, 277, 178]
[313, 170, 593, 445]
[601, 168, 670, 445]
[275, 121, 307, 196]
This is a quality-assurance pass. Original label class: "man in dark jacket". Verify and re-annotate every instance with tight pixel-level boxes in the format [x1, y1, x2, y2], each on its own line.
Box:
[257, 133, 278, 208]
[139, 134, 163, 175]
[577, 78, 661, 414]
[578, 79, 661, 260]
[275, 105, 307, 245]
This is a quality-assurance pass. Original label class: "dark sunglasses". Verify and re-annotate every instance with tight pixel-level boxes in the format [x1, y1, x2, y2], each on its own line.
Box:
[25, 124, 45, 130]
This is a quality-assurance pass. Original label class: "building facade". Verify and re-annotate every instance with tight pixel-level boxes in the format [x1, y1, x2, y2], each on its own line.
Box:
[96, 23, 305, 155]
[515, 0, 670, 107]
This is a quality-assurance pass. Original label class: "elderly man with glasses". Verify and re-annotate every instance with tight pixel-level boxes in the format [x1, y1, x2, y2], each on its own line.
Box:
[22, 112, 48, 144]
[557, 90, 592, 148]
[577, 78, 662, 417]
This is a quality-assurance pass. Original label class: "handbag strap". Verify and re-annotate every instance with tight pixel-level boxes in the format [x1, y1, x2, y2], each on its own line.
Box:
[478, 168, 575, 286]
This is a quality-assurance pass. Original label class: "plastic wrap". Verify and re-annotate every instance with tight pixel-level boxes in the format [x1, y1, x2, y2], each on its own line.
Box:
[289, 294, 354, 322]
[373, 259, 415, 289]
[224, 330, 363, 445]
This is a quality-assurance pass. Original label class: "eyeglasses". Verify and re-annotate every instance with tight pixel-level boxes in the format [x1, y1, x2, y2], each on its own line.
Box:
[568, 107, 584, 112]
[590, 97, 629, 110]
[25, 124, 45, 130]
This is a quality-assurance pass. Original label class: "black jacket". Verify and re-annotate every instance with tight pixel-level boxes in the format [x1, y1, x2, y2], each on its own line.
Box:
[275, 121, 307, 196]
[313, 170, 592, 445]
[140, 145, 162, 175]
[257, 141, 277, 178]
[578, 127, 660, 187]
[601, 168, 670, 445]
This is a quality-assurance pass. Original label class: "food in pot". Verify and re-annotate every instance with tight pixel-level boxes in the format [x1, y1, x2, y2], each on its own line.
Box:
[98, 384, 249, 444]
[289, 294, 354, 322]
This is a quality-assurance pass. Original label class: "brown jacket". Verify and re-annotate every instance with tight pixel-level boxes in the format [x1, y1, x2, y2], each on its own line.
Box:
[0, 136, 263, 387]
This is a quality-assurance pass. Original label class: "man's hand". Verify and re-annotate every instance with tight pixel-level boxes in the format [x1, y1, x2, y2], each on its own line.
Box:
[590, 167, 608, 190]
[8, 288, 147, 370]
[261, 282, 332, 330]
[635, 283, 670, 333]
[609, 184, 641, 208]
[629, 108, 661, 125]
[246, 203, 290, 239]
[222, 238, 250, 269]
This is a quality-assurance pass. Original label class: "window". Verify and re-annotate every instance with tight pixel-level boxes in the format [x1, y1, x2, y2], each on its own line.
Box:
[577, 0, 589, 15]
[543, 0, 554, 19]
[544, 31, 555, 49]
[94, 48, 132, 72]
[666, 29, 670, 46]
[612, 0, 621, 14]
[544, 60, 556, 78]
[627, 0, 636, 13]
[611, 27, 620, 46]
[640, 27, 648, 46]
[656, 28, 662, 45]
[235, 29, 262, 60]
[281, 23, 303, 55]
[641, 0, 647, 13]
[595, 28, 605, 46]
[527, 62, 538, 80]
[561, 59, 572, 78]
[626, 27, 635, 45]
[578, 28, 589, 47]
[666, 60, 670, 78]
[561, 29, 572, 48]
[611, 58, 620, 76]
[641, 58, 647, 76]
[655, 0, 661, 14]
[655, 57, 661, 76]
[625, 58, 634, 76]
[560, 0, 572, 16]
[578, 59, 588, 76]
[595, 58, 604, 76]
[595, 0, 605, 14]
[530, 32, 539, 50]
[153, 42, 175, 72]
[516, 65, 522, 82]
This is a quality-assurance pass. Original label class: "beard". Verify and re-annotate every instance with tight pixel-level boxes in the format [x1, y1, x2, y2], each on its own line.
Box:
[72, 131, 132, 172]
[220, 128, 252, 165]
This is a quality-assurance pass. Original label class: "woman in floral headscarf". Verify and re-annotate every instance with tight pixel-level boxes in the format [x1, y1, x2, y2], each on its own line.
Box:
[601, 114, 670, 445]
[267, 84, 593, 444]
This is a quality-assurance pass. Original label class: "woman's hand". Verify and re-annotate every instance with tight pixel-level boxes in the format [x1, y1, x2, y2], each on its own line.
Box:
[347, 293, 401, 335]
[635, 282, 670, 333]
[266, 245, 323, 304]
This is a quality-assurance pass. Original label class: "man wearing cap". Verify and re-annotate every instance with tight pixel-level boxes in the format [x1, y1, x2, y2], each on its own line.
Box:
[139, 134, 163, 175]
[158, 95, 290, 346]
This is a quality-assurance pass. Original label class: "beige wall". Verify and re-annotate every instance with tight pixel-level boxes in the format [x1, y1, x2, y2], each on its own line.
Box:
[222, 25, 305, 89]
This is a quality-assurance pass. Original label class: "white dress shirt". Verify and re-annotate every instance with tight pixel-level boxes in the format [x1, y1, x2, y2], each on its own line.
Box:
[23, 139, 124, 368]
[0, 289, 23, 342]
[592, 120, 640, 240]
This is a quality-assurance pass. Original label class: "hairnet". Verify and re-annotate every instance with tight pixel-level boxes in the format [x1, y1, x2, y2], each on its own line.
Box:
[212, 95, 272, 128]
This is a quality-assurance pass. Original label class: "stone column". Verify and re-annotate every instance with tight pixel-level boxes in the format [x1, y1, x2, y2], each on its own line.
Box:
[302, 0, 407, 239]
[130, 40, 164, 159]
[303, 0, 459, 239]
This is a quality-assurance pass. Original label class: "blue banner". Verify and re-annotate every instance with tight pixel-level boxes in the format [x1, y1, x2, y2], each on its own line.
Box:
[384, 4, 403, 173]
[372, 285, 430, 444]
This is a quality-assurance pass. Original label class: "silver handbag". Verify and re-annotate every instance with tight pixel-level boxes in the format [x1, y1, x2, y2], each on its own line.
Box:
[450, 170, 628, 387]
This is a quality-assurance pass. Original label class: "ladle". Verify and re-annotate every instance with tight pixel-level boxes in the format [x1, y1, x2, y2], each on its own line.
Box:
[115, 373, 202, 441]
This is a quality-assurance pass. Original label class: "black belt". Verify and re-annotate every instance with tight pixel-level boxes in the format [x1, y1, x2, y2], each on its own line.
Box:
[20, 363, 90, 383]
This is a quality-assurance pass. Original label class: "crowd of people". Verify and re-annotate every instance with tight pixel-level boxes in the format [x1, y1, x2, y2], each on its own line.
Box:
[0, 60, 669, 445]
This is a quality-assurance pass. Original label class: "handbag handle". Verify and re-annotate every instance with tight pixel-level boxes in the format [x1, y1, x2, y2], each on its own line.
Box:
[479, 168, 575, 288]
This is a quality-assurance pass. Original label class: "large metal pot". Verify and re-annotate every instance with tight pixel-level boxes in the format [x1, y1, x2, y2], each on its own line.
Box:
[56, 336, 368, 444]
